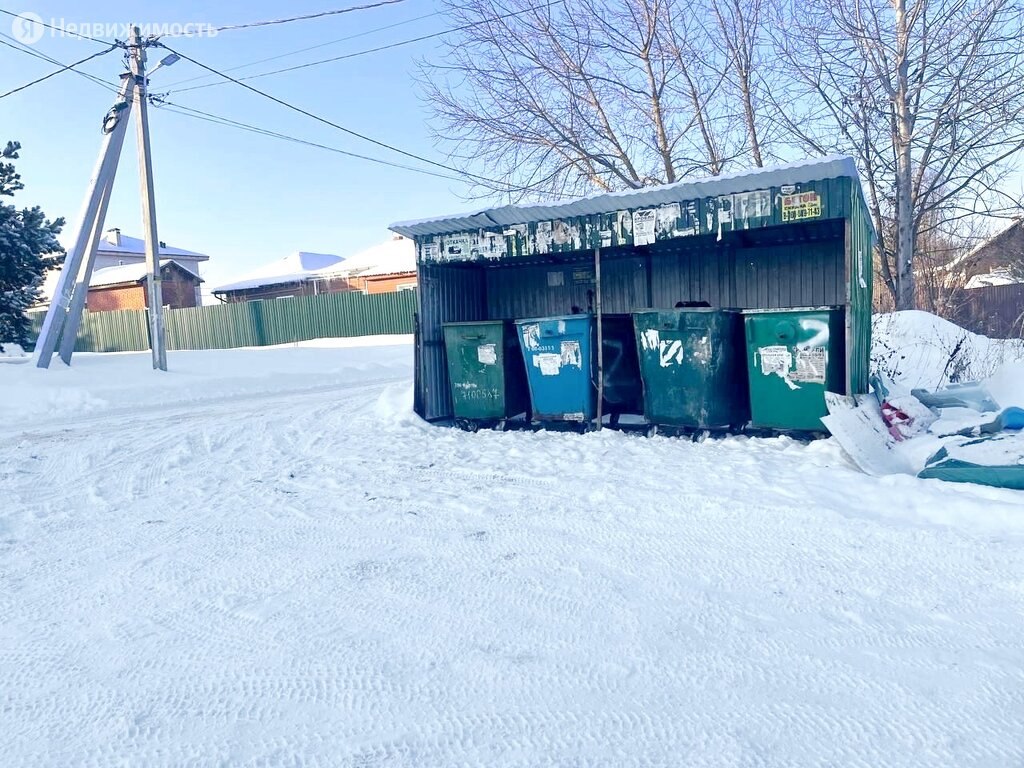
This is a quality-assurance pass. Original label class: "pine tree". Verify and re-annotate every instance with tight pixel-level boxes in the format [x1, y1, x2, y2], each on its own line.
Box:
[0, 141, 64, 352]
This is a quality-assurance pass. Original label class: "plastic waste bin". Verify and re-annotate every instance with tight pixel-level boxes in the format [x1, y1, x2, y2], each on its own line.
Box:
[742, 307, 845, 432]
[516, 314, 595, 424]
[633, 308, 749, 429]
[443, 320, 529, 428]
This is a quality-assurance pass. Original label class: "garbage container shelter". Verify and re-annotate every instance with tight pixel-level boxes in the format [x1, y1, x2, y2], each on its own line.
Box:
[391, 156, 874, 429]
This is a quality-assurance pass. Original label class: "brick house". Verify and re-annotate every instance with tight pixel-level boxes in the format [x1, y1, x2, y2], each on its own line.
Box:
[87, 260, 203, 312]
[37, 228, 211, 309]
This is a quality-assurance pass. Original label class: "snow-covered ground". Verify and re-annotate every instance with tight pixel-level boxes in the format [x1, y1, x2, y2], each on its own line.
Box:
[2, 332, 1023, 766]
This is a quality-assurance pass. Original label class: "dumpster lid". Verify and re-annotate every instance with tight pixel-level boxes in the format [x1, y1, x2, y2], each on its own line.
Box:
[741, 306, 841, 314]
[442, 320, 508, 327]
[633, 307, 743, 314]
[515, 314, 594, 324]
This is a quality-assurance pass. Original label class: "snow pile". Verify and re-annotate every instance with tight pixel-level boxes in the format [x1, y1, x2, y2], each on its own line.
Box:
[872, 310, 1024, 390]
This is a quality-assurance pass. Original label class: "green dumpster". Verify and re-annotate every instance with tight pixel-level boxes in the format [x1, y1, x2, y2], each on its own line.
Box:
[443, 320, 529, 429]
[742, 307, 845, 432]
[633, 309, 749, 429]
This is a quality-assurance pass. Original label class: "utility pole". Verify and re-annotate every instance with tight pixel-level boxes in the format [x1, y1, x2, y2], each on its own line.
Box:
[58, 74, 134, 364]
[35, 73, 134, 368]
[129, 25, 167, 371]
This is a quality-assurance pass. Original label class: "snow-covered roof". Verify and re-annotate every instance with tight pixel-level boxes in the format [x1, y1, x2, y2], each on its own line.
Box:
[90, 259, 202, 287]
[320, 237, 416, 279]
[389, 155, 861, 238]
[213, 251, 345, 293]
[965, 269, 1021, 289]
[98, 229, 210, 260]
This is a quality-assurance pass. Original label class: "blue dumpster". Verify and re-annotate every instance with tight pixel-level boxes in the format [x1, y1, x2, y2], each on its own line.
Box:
[516, 315, 595, 424]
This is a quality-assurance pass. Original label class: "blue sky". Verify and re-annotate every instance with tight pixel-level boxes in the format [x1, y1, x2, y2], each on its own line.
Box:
[0, 0, 480, 288]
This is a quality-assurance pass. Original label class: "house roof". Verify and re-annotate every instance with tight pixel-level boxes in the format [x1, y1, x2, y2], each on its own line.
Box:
[98, 229, 210, 261]
[321, 237, 416, 279]
[213, 251, 345, 293]
[389, 155, 862, 238]
[965, 268, 1022, 289]
[90, 259, 202, 288]
[965, 218, 1023, 260]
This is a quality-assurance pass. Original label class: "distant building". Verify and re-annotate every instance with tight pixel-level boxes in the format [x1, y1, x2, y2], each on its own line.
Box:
[325, 236, 416, 295]
[86, 260, 203, 312]
[36, 228, 211, 308]
[960, 218, 1023, 288]
[211, 251, 347, 303]
[951, 218, 1024, 338]
[212, 236, 417, 303]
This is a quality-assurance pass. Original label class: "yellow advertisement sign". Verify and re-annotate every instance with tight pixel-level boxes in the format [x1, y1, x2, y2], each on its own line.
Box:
[781, 191, 822, 222]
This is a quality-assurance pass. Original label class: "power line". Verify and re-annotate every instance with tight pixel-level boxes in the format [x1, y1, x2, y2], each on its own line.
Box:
[150, 96, 466, 182]
[0, 33, 122, 94]
[0, 7, 119, 45]
[161, 1, 563, 96]
[162, 0, 409, 36]
[0, 43, 118, 99]
[160, 8, 445, 90]
[157, 43, 513, 190]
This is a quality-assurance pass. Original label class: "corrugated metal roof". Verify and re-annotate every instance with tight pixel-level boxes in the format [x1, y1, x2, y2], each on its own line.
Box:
[390, 156, 861, 238]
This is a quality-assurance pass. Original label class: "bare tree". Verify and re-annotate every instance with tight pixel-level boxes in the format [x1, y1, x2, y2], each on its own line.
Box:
[420, 0, 769, 199]
[771, 0, 1024, 310]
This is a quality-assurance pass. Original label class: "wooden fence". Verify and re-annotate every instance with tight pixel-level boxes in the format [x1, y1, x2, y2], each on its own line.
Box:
[953, 283, 1024, 339]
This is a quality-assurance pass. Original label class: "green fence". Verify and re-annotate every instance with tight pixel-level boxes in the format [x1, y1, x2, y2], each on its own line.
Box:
[28, 290, 417, 353]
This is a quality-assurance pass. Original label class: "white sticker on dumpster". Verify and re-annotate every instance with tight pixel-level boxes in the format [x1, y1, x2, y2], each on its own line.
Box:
[477, 343, 497, 365]
[758, 345, 792, 376]
[794, 347, 827, 383]
[659, 339, 685, 367]
[535, 353, 562, 376]
[640, 328, 660, 351]
[560, 340, 581, 367]
[521, 323, 540, 350]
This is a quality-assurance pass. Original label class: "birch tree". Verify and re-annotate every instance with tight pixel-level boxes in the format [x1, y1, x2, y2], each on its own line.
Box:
[771, 0, 1024, 310]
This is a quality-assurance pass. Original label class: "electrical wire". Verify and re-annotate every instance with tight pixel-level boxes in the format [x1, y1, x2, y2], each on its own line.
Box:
[161, 0, 409, 36]
[161, 1, 564, 96]
[0, 7, 119, 45]
[157, 43, 515, 190]
[160, 8, 446, 90]
[0, 43, 118, 99]
[150, 96, 466, 182]
[0, 33, 122, 94]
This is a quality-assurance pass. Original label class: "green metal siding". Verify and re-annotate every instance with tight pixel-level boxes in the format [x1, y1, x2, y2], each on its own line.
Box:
[845, 177, 875, 395]
[27, 290, 417, 354]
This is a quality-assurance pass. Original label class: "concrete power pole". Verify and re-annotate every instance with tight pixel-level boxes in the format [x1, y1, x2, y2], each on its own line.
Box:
[129, 26, 167, 371]
[34, 74, 134, 368]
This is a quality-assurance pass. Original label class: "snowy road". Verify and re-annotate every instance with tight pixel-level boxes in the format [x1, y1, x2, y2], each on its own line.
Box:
[2, 342, 1023, 766]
